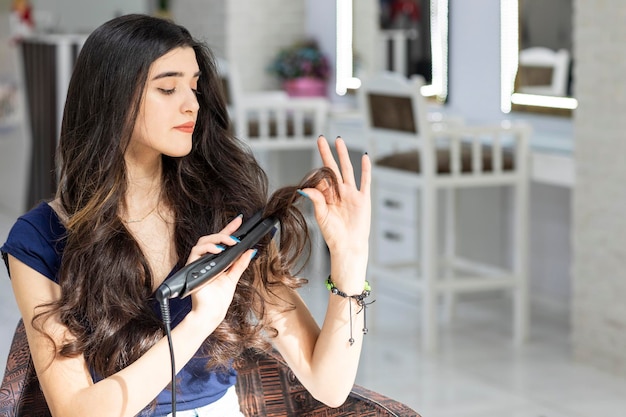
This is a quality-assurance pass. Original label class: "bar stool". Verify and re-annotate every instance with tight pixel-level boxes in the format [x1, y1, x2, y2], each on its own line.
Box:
[360, 71, 531, 351]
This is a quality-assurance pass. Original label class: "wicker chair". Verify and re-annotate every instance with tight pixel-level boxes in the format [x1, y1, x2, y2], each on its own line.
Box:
[0, 320, 420, 417]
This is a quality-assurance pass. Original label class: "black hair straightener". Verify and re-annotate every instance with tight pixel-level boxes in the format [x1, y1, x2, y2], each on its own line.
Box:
[155, 211, 278, 302]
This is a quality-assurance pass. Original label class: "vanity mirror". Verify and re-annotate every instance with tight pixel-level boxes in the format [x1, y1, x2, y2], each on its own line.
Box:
[501, 0, 576, 115]
[337, 0, 448, 102]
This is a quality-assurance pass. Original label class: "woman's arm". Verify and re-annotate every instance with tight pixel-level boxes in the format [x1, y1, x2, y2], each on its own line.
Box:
[8, 224, 255, 417]
[268, 135, 372, 407]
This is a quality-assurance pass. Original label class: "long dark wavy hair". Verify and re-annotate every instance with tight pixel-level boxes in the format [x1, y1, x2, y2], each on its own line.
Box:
[33, 14, 338, 379]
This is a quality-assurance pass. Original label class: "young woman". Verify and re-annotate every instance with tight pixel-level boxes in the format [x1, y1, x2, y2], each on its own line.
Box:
[1, 14, 371, 417]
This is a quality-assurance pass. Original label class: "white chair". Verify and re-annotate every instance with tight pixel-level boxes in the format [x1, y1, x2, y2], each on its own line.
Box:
[360, 72, 531, 351]
[216, 59, 329, 190]
[517, 47, 570, 96]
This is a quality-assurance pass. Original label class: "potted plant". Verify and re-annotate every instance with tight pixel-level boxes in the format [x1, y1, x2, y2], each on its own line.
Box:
[268, 40, 330, 97]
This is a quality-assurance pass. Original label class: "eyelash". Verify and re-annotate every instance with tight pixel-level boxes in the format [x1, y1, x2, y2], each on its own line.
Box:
[158, 88, 200, 96]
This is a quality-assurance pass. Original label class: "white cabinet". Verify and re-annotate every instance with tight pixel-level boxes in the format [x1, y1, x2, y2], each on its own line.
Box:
[373, 181, 419, 265]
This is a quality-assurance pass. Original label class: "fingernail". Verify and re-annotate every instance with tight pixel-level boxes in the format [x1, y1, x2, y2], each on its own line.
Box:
[216, 244, 225, 251]
[230, 235, 241, 242]
[364, 151, 368, 155]
[318, 134, 325, 138]
[336, 135, 342, 139]
[236, 213, 243, 219]
[250, 249, 258, 259]
[297, 189, 310, 199]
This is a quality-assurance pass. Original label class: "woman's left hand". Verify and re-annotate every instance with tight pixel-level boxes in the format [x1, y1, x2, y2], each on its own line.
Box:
[299, 135, 371, 260]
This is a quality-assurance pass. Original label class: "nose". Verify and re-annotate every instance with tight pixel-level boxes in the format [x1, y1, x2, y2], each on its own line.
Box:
[182, 89, 200, 114]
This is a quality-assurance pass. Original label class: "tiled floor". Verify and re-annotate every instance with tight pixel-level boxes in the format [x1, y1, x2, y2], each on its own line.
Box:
[1, 206, 626, 417]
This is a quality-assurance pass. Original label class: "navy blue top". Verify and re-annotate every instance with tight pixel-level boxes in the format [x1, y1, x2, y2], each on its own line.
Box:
[1, 202, 236, 416]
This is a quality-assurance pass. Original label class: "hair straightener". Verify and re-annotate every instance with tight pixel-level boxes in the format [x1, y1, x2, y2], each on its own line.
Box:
[155, 211, 278, 302]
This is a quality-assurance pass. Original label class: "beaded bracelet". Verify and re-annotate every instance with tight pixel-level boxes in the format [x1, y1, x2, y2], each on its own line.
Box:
[326, 276, 375, 345]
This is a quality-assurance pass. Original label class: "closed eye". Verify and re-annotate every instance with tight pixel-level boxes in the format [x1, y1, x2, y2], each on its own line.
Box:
[158, 87, 199, 96]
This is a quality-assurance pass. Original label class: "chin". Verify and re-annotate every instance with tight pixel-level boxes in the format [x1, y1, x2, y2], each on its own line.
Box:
[167, 141, 193, 157]
[173, 148, 193, 158]
[163, 147, 192, 158]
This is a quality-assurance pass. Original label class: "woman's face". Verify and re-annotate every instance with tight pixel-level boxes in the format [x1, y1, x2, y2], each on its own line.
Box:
[128, 46, 201, 162]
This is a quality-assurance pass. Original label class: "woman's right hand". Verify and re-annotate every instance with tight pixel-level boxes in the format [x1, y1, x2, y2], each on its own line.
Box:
[185, 215, 256, 328]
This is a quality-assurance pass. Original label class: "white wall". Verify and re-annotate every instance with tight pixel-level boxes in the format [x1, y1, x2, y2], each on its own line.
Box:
[0, 0, 16, 77]
[227, 0, 308, 92]
[174, 0, 310, 92]
[305, 0, 337, 97]
[448, 0, 502, 123]
[572, 0, 626, 376]
[30, 0, 150, 33]
[0, 1, 30, 216]
[171, 0, 227, 55]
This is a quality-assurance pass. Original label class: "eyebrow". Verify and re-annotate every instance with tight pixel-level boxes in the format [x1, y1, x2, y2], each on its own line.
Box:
[151, 70, 202, 80]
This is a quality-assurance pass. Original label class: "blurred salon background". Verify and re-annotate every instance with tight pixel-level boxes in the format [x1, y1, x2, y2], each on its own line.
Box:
[0, 1, 624, 416]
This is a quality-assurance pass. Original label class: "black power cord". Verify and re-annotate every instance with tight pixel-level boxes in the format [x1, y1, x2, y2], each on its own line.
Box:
[158, 296, 177, 417]
[153, 211, 277, 416]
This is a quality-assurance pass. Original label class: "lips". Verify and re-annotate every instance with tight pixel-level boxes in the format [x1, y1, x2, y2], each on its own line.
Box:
[174, 122, 195, 134]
